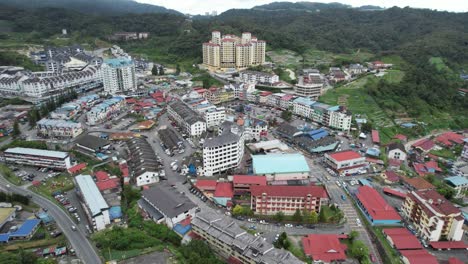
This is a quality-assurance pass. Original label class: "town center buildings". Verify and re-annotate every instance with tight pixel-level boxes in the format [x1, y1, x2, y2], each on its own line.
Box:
[101, 57, 137, 94]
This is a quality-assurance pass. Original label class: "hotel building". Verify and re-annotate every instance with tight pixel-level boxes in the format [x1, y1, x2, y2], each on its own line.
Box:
[402, 190, 464, 241]
[203, 31, 266, 69]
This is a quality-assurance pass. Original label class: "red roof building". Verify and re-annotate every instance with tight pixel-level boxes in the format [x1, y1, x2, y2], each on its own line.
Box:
[412, 139, 435, 152]
[401, 177, 435, 191]
[400, 250, 438, 264]
[383, 228, 422, 250]
[429, 241, 468, 250]
[448, 257, 465, 264]
[232, 175, 266, 194]
[382, 188, 407, 199]
[325, 151, 367, 176]
[214, 182, 234, 198]
[302, 234, 347, 263]
[435, 132, 464, 147]
[393, 134, 408, 141]
[388, 158, 403, 168]
[382, 170, 401, 183]
[355, 186, 402, 224]
[403, 190, 464, 242]
[96, 178, 120, 192]
[196, 180, 217, 192]
[372, 130, 380, 144]
[68, 163, 86, 174]
[327, 150, 362, 162]
[250, 185, 329, 216]
[95, 171, 109, 181]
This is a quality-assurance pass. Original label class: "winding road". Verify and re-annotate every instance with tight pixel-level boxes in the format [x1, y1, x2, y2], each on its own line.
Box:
[0, 175, 102, 264]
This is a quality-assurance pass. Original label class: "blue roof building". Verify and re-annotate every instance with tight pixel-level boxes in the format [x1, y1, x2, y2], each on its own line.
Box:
[252, 154, 310, 182]
[109, 206, 122, 220]
[359, 179, 372, 186]
[104, 57, 134, 68]
[366, 147, 381, 157]
[445, 176, 468, 198]
[0, 219, 41, 242]
[308, 128, 328, 140]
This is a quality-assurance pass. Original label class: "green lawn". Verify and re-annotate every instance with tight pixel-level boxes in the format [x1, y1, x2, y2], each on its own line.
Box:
[102, 246, 165, 262]
[30, 174, 74, 197]
[429, 149, 457, 160]
[0, 164, 22, 185]
[320, 76, 395, 129]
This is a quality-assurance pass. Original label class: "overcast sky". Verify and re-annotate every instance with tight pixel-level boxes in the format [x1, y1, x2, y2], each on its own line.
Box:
[135, 0, 468, 14]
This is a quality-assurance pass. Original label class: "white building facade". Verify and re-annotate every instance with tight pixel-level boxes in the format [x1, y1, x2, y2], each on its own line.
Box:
[101, 58, 137, 94]
[36, 119, 83, 139]
[3, 147, 72, 170]
[203, 126, 245, 176]
[86, 96, 126, 125]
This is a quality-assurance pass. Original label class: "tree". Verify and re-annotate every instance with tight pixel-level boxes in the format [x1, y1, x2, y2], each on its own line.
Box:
[308, 211, 318, 224]
[349, 240, 369, 261]
[274, 211, 285, 222]
[232, 205, 244, 216]
[281, 110, 293, 121]
[349, 230, 359, 241]
[159, 66, 165, 75]
[319, 208, 327, 222]
[12, 120, 21, 138]
[151, 64, 158, 75]
[292, 209, 302, 222]
[361, 122, 373, 133]
[175, 64, 181, 75]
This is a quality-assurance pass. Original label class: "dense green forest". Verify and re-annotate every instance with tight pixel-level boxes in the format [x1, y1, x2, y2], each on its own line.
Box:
[0, 0, 181, 15]
[0, 2, 467, 126]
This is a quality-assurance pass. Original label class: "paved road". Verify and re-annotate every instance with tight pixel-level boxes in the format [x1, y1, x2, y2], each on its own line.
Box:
[0, 175, 102, 264]
[328, 183, 383, 264]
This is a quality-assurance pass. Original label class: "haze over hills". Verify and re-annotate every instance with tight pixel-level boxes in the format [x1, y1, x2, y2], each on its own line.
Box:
[0, 0, 181, 15]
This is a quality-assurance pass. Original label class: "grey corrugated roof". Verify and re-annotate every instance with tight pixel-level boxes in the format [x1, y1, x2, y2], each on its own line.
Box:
[141, 184, 197, 218]
[192, 212, 303, 264]
[75, 134, 110, 150]
[5, 147, 68, 159]
[75, 175, 109, 216]
[203, 130, 240, 148]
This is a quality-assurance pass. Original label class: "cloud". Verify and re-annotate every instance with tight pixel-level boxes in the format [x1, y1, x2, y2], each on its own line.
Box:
[136, 0, 468, 14]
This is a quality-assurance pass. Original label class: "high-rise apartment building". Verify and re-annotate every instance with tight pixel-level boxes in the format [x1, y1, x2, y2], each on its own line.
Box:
[101, 58, 137, 94]
[402, 190, 464, 241]
[202, 31, 266, 69]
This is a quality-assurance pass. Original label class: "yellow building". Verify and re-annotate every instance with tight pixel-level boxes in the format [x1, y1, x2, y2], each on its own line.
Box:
[402, 190, 464, 242]
[202, 31, 266, 70]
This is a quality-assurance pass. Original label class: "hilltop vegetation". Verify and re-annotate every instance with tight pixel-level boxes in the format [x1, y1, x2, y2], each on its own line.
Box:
[0, 2, 467, 130]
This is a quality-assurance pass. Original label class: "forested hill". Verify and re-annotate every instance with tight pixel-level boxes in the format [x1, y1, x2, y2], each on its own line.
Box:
[0, 0, 181, 15]
[210, 7, 468, 65]
[1, 4, 467, 126]
[252, 2, 352, 11]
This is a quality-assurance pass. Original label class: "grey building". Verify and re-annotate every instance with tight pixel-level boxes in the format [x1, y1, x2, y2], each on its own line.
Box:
[138, 183, 198, 228]
[192, 212, 303, 264]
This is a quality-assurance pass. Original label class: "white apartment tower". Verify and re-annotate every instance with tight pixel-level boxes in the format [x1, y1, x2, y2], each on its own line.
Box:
[101, 58, 137, 94]
[203, 124, 245, 176]
[203, 31, 266, 69]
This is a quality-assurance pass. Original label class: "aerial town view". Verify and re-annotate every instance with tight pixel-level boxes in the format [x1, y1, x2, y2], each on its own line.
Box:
[0, 0, 467, 264]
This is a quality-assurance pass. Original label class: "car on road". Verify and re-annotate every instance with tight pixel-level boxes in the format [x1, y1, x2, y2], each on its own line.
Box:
[71, 225, 77, 231]
[369, 254, 376, 262]
[284, 223, 293, 228]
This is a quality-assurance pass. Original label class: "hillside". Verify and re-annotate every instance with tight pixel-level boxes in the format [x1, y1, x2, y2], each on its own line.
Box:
[0, 3, 467, 130]
[0, 0, 181, 15]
